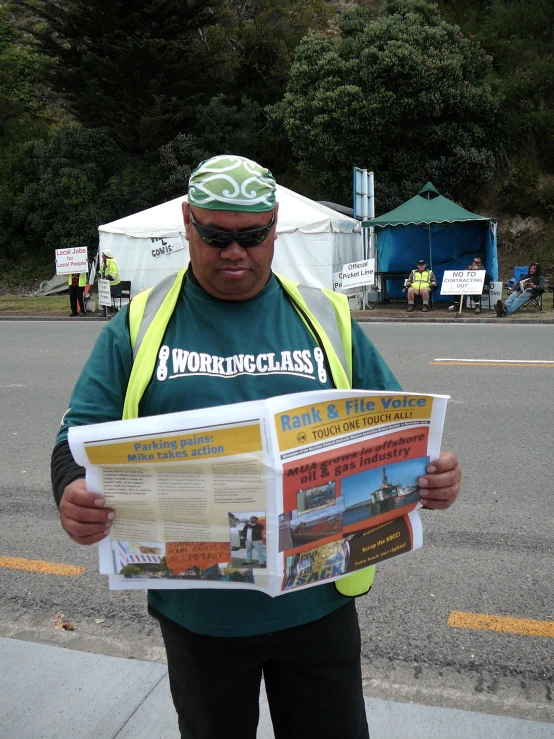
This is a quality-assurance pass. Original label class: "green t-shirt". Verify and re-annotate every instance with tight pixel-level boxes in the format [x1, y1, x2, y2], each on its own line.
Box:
[58, 274, 401, 636]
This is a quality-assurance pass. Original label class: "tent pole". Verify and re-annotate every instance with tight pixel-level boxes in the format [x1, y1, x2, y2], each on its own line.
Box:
[428, 223, 433, 271]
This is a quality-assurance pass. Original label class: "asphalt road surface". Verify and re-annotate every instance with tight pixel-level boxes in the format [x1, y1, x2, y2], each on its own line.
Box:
[1, 320, 552, 723]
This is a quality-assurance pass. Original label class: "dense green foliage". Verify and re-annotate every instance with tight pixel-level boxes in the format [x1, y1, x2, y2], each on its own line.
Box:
[435, 0, 554, 217]
[0, 0, 553, 279]
[275, 1, 500, 208]
[12, 126, 124, 255]
[19, 0, 225, 155]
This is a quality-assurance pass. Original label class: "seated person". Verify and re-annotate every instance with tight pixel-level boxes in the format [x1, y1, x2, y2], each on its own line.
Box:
[406, 259, 436, 313]
[448, 257, 491, 314]
[495, 262, 545, 316]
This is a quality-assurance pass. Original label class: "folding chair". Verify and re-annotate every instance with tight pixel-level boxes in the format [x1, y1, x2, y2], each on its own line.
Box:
[113, 280, 131, 311]
[506, 266, 529, 294]
[505, 268, 545, 313]
[520, 288, 543, 312]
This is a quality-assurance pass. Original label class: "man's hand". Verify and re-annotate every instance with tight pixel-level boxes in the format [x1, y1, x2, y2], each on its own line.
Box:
[418, 451, 460, 510]
[59, 478, 115, 545]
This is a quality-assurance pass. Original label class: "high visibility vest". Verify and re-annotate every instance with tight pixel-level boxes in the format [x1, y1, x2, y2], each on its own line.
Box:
[101, 258, 120, 286]
[124, 269, 375, 598]
[68, 273, 87, 287]
[410, 269, 433, 291]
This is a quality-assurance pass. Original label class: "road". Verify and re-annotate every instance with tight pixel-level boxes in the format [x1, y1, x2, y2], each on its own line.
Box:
[0, 320, 552, 722]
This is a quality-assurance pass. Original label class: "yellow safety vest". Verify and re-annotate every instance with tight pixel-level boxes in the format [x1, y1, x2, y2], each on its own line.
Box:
[101, 258, 120, 286]
[410, 269, 433, 291]
[125, 269, 375, 598]
[68, 273, 87, 287]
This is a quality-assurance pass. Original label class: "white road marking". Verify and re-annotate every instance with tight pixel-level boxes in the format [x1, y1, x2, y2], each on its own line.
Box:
[434, 358, 554, 364]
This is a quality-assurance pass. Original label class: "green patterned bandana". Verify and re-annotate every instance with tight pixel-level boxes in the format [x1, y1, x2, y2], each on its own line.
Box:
[188, 155, 277, 211]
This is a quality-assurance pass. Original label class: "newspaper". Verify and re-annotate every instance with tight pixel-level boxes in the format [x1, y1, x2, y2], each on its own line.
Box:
[68, 389, 448, 596]
[520, 278, 531, 291]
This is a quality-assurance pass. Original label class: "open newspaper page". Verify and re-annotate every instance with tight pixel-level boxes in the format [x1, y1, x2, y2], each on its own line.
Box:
[68, 389, 447, 596]
[265, 389, 447, 594]
[520, 278, 531, 291]
[69, 400, 277, 593]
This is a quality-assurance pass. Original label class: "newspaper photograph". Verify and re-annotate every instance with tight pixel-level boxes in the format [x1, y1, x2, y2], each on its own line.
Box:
[68, 389, 448, 596]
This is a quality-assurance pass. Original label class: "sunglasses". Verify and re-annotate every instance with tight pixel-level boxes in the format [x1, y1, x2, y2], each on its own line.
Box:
[189, 210, 275, 249]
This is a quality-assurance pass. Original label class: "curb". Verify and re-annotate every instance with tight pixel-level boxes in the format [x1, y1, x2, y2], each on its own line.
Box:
[350, 311, 554, 324]
[0, 315, 108, 321]
[354, 316, 554, 324]
[1, 313, 553, 324]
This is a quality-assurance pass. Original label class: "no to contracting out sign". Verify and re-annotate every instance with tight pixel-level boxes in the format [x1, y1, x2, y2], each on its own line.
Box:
[440, 270, 486, 296]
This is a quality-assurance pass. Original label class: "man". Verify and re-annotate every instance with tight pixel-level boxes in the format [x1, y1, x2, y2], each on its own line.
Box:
[448, 257, 491, 314]
[496, 262, 545, 316]
[100, 247, 122, 314]
[242, 516, 266, 567]
[68, 271, 87, 317]
[406, 258, 436, 312]
[51, 155, 461, 739]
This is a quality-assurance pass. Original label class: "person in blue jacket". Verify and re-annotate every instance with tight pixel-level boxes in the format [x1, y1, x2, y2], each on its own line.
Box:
[51, 155, 461, 739]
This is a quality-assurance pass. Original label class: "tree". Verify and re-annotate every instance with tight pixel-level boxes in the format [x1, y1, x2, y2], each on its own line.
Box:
[154, 94, 265, 199]
[19, 0, 226, 155]
[216, 0, 332, 107]
[450, 0, 554, 171]
[11, 125, 125, 265]
[274, 0, 501, 210]
[0, 8, 55, 272]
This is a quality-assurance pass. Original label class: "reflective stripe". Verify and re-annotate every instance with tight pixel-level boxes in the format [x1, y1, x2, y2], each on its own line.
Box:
[297, 284, 348, 381]
[133, 273, 182, 361]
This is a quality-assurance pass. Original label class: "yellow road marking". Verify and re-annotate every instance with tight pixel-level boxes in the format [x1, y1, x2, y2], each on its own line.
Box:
[431, 362, 554, 367]
[448, 611, 554, 638]
[0, 556, 84, 577]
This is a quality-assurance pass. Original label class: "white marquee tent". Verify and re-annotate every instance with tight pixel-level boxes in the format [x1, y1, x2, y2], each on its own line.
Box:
[98, 185, 362, 296]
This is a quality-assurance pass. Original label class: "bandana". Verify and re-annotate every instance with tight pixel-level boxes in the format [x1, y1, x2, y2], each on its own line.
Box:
[188, 155, 277, 212]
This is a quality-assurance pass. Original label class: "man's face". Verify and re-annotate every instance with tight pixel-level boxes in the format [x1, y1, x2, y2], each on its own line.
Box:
[472, 259, 483, 269]
[418, 263, 426, 271]
[250, 518, 258, 525]
[530, 264, 537, 275]
[182, 203, 278, 301]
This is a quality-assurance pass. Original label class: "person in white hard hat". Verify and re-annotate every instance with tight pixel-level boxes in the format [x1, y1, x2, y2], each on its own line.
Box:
[100, 247, 122, 314]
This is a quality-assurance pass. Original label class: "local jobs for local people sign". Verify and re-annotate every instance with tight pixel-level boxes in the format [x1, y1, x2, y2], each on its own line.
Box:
[55, 246, 88, 275]
[98, 279, 112, 307]
[440, 270, 485, 296]
[339, 259, 376, 291]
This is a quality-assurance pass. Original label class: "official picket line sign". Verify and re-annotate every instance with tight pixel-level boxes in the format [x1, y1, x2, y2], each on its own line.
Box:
[339, 259, 376, 291]
[440, 270, 486, 296]
[150, 235, 185, 259]
[98, 279, 112, 308]
[55, 246, 88, 275]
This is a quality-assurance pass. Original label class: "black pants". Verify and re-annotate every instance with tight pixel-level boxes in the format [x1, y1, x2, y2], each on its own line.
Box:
[155, 600, 369, 739]
[68, 285, 85, 315]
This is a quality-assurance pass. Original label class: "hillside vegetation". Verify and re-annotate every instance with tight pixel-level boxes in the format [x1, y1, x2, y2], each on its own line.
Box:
[0, 0, 552, 286]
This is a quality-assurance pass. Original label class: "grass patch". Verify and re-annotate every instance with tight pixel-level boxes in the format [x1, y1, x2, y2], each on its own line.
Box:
[0, 295, 73, 314]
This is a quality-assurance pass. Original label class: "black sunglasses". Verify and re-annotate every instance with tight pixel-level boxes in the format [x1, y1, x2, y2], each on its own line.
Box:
[189, 210, 275, 249]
